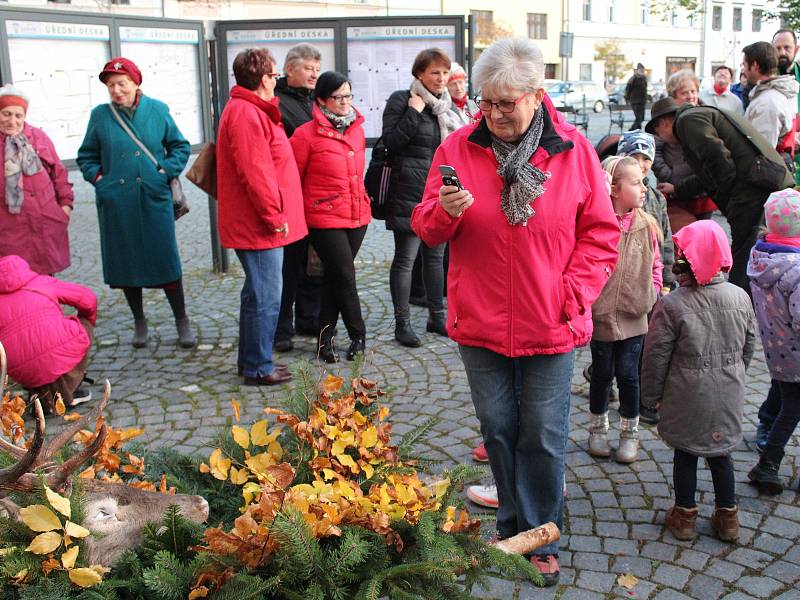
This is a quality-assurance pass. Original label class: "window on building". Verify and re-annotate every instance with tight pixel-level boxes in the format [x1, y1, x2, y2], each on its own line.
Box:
[47, 0, 71, 3]
[544, 63, 557, 79]
[712, 5, 722, 31]
[733, 7, 742, 31]
[640, 0, 649, 25]
[608, 0, 615, 23]
[528, 13, 547, 39]
[582, 0, 592, 21]
[471, 10, 494, 40]
[110, 0, 131, 4]
[579, 63, 592, 81]
[752, 9, 762, 32]
[689, 13, 696, 28]
[671, 10, 678, 26]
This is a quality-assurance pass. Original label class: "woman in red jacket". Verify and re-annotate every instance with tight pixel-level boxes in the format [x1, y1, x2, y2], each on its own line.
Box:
[216, 48, 307, 386]
[412, 38, 619, 586]
[290, 72, 370, 363]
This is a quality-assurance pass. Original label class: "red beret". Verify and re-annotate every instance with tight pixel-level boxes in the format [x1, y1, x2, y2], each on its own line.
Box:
[99, 57, 142, 86]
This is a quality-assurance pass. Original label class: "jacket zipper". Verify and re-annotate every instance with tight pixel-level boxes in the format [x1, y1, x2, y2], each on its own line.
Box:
[509, 226, 515, 355]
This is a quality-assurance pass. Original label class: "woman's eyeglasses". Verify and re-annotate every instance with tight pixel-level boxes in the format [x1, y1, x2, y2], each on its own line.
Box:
[477, 93, 530, 114]
[266, 72, 281, 79]
[330, 94, 354, 103]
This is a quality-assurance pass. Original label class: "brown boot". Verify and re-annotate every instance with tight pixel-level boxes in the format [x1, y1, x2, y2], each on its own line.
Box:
[711, 506, 739, 542]
[665, 505, 698, 541]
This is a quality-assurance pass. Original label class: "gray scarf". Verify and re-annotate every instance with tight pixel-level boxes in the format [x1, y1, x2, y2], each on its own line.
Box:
[4, 132, 42, 214]
[409, 78, 460, 143]
[491, 107, 548, 225]
[320, 105, 356, 132]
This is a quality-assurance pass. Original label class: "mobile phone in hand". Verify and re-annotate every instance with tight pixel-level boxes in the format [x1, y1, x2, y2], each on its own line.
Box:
[439, 165, 463, 191]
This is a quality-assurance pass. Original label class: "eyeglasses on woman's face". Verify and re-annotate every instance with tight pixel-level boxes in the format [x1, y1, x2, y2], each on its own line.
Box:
[330, 94, 353, 103]
[477, 93, 530, 114]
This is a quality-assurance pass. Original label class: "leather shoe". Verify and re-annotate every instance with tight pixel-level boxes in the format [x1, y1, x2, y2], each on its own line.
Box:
[239, 363, 287, 376]
[346, 337, 365, 361]
[243, 370, 293, 386]
[273, 339, 294, 352]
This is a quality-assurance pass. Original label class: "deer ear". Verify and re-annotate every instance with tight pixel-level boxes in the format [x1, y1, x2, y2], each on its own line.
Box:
[0, 498, 21, 519]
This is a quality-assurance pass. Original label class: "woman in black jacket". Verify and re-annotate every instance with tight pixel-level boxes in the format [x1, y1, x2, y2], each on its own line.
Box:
[382, 48, 459, 347]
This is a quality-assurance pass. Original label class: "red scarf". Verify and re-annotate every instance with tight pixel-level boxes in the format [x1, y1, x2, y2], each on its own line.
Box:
[452, 95, 468, 110]
[713, 83, 728, 96]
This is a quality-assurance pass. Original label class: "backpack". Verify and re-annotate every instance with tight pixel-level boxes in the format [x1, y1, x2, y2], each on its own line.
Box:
[364, 136, 392, 220]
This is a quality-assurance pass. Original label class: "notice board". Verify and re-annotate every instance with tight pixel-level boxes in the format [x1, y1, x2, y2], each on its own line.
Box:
[3, 19, 111, 160]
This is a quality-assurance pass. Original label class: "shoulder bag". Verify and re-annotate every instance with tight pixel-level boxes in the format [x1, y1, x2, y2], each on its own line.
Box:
[364, 135, 392, 220]
[107, 103, 190, 220]
[186, 142, 217, 198]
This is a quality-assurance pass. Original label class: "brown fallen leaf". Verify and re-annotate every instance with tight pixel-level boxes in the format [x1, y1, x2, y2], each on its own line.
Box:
[617, 573, 638, 590]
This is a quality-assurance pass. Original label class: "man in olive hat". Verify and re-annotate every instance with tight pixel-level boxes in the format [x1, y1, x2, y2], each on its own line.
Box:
[646, 97, 793, 291]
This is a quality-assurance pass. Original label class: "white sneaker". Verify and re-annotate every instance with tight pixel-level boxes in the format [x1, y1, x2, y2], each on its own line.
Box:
[467, 484, 498, 509]
[69, 388, 92, 407]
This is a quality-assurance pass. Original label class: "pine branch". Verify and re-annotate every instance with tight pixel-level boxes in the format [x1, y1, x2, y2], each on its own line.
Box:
[209, 574, 279, 600]
[141, 550, 193, 600]
[396, 418, 438, 461]
[270, 510, 322, 585]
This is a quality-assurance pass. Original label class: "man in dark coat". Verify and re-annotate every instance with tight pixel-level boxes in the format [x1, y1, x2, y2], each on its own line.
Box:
[648, 97, 793, 290]
[625, 63, 648, 130]
[273, 43, 322, 352]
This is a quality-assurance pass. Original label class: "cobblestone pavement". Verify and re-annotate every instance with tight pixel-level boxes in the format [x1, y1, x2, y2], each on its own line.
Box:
[29, 128, 800, 599]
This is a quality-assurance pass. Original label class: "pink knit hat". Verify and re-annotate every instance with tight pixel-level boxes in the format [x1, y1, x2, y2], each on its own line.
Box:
[764, 188, 800, 238]
[672, 220, 732, 285]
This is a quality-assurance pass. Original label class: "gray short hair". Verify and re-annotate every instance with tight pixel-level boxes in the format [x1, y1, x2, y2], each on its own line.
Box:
[284, 43, 322, 71]
[472, 38, 544, 95]
[666, 68, 699, 97]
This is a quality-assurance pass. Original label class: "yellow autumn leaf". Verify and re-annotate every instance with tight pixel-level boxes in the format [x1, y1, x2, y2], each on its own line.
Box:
[68, 567, 103, 588]
[11, 569, 28, 584]
[45, 487, 72, 519]
[231, 426, 250, 449]
[360, 426, 378, 448]
[321, 468, 338, 481]
[188, 586, 209, 599]
[378, 406, 389, 421]
[230, 399, 241, 422]
[19, 505, 62, 532]
[61, 545, 79, 569]
[331, 439, 348, 457]
[64, 521, 91, 538]
[229, 466, 249, 485]
[353, 411, 367, 426]
[26, 531, 62, 554]
[429, 478, 451, 499]
[208, 448, 231, 480]
[0, 548, 16, 556]
[361, 461, 374, 479]
[54, 395, 66, 416]
[617, 573, 638, 590]
[250, 419, 269, 445]
[337, 454, 359, 473]
[242, 482, 261, 505]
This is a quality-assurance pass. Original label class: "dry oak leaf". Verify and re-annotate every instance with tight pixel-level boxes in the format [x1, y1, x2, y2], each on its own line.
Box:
[617, 573, 639, 590]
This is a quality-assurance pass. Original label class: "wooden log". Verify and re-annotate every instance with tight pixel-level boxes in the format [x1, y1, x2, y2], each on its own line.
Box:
[491, 522, 560, 555]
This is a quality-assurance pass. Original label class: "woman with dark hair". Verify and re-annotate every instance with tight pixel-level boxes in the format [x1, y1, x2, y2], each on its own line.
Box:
[215, 48, 306, 385]
[290, 71, 370, 363]
[77, 58, 194, 349]
[382, 47, 460, 347]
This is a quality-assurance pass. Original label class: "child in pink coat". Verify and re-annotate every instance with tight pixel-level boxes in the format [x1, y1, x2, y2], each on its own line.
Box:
[0, 255, 96, 409]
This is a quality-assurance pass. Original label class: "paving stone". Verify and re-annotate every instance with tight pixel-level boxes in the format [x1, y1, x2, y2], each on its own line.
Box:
[763, 560, 800, 584]
[574, 570, 617, 593]
[571, 552, 609, 571]
[734, 576, 784, 598]
[653, 563, 692, 589]
[611, 555, 653, 578]
[686, 573, 727, 600]
[641, 541, 678, 562]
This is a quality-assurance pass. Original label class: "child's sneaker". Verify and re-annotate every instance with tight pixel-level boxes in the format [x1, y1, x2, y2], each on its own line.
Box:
[467, 484, 498, 509]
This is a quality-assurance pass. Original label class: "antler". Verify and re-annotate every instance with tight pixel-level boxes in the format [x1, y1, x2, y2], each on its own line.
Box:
[0, 398, 45, 487]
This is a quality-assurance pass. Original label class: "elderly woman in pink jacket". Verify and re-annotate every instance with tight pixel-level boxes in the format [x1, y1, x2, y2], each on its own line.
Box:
[0, 85, 73, 275]
[411, 38, 619, 586]
[0, 255, 96, 410]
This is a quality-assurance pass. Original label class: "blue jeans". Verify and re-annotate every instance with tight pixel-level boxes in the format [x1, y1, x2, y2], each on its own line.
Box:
[589, 336, 644, 419]
[459, 345, 574, 555]
[235, 248, 283, 378]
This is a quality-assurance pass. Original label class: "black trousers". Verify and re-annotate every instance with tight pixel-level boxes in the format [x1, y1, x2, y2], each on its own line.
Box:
[673, 449, 735, 509]
[766, 380, 800, 450]
[390, 231, 445, 318]
[726, 197, 766, 292]
[275, 237, 322, 341]
[308, 226, 367, 342]
[630, 103, 645, 131]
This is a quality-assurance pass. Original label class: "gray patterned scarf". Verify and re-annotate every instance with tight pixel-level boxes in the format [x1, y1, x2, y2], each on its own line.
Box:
[409, 78, 460, 143]
[491, 107, 548, 225]
[320, 105, 356, 132]
[4, 133, 42, 214]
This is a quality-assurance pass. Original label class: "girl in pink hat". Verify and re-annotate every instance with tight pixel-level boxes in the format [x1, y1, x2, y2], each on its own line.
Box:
[747, 188, 800, 495]
[642, 220, 756, 543]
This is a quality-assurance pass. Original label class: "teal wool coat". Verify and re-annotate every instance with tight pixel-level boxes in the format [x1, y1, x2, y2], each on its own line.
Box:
[77, 95, 190, 287]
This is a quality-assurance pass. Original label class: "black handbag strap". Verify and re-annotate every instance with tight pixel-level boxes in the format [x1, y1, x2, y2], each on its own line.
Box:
[107, 103, 160, 169]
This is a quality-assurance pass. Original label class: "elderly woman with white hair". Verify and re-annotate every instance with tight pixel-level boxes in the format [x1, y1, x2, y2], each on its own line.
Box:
[0, 84, 73, 275]
[411, 38, 619, 585]
[447, 62, 478, 125]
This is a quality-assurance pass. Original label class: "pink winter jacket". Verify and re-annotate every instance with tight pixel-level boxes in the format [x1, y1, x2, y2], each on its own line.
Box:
[411, 98, 620, 356]
[0, 255, 96, 387]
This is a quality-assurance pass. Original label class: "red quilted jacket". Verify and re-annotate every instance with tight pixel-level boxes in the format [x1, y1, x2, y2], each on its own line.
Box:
[0, 255, 96, 387]
[290, 105, 371, 230]
[216, 86, 307, 250]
